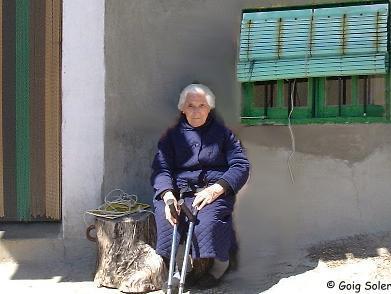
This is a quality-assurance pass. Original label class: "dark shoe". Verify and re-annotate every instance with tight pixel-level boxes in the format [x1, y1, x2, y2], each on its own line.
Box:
[197, 272, 222, 289]
[185, 258, 213, 288]
[184, 270, 205, 288]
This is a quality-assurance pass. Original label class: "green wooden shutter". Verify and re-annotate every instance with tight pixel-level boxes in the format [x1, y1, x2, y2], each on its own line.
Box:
[237, 3, 389, 82]
[15, 0, 30, 221]
[0, 0, 62, 222]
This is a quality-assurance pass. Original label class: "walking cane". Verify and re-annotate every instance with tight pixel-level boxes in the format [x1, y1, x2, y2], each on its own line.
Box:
[166, 198, 179, 294]
[177, 199, 197, 294]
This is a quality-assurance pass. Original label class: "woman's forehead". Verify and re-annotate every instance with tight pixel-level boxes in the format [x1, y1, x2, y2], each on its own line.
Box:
[185, 92, 208, 104]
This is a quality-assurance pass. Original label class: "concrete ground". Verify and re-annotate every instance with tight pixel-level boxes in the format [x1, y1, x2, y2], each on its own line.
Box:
[2, 231, 391, 294]
[0, 259, 260, 294]
[0, 261, 117, 294]
[0, 261, 251, 294]
[2, 251, 390, 294]
[0, 222, 260, 293]
[2, 254, 391, 294]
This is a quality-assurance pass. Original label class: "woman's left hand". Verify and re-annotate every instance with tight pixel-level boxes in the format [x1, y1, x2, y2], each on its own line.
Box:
[192, 183, 225, 211]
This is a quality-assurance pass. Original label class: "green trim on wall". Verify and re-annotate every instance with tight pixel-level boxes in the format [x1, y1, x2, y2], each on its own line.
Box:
[268, 107, 286, 119]
[15, 0, 30, 221]
[307, 78, 314, 115]
[386, 72, 391, 119]
[242, 82, 254, 117]
[241, 75, 389, 124]
[351, 76, 359, 106]
[317, 77, 326, 117]
[241, 116, 391, 126]
[276, 80, 284, 107]
[323, 105, 384, 117]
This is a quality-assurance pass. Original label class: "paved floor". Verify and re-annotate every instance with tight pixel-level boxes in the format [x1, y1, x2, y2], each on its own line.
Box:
[0, 261, 114, 294]
[4, 231, 391, 294]
[0, 260, 258, 294]
[0, 244, 312, 294]
[3, 256, 391, 294]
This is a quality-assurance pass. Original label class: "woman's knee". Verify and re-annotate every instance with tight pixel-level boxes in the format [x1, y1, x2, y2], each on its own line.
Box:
[196, 202, 232, 226]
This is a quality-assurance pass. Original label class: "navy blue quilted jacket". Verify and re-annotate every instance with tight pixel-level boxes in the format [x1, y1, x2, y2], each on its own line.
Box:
[151, 113, 250, 199]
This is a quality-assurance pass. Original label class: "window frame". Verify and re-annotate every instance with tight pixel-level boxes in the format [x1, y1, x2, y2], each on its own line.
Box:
[241, 74, 391, 125]
[239, 0, 391, 125]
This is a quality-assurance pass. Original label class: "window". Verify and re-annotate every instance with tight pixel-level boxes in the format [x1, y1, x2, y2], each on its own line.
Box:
[238, 1, 391, 124]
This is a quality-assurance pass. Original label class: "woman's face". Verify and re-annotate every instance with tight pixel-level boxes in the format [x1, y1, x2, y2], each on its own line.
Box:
[182, 92, 211, 127]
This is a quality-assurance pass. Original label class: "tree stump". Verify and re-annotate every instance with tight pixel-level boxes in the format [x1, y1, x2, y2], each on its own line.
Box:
[87, 212, 167, 293]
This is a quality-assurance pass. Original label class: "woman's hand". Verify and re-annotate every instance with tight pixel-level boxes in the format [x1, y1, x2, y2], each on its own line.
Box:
[192, 183, 225, 211]
[163, 191, 180, 226]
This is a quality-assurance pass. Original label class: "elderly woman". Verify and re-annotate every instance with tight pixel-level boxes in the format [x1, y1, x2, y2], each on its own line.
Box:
[150, 83, 250, 289]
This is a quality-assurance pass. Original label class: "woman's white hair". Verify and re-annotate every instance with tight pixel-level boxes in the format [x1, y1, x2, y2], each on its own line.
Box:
[178, 84, 216, 111]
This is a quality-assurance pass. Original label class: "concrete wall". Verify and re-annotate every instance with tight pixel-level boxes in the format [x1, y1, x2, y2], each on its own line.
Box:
[104, 0, 391, 288]
[62, 0, 105, 239]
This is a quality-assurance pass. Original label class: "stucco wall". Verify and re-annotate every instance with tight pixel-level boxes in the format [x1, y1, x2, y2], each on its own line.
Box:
[62, 0, 105, 239]
[104, 0, 391, 288]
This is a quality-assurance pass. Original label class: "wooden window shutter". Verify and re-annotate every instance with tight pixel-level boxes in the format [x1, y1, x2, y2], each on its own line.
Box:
[237, 3, 389, 82]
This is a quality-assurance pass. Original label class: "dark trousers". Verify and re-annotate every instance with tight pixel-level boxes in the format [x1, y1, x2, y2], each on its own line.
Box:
[153, 194, 236, 262]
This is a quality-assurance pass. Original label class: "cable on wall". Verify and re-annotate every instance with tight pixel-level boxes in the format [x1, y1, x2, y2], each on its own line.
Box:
[287, 79, 296, 184]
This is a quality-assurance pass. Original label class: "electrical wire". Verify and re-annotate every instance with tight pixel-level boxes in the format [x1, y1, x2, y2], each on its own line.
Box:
[287, 79, 296, 184]
[243, 19, 296, 184]
[83, 189, 153, 227]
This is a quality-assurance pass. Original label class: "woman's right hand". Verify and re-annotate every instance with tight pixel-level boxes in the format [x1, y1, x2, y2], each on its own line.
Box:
[163, 191, 180, 226]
